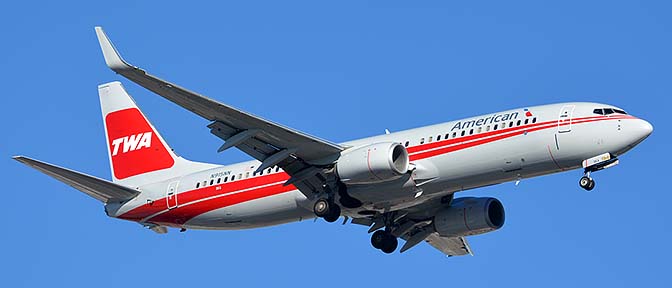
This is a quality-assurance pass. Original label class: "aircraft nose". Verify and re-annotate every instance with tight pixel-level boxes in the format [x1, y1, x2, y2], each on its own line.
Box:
[633, 118, 653, 142]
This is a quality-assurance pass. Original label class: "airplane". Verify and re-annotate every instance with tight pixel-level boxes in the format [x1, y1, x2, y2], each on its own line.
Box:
[13, 27, 653, 256]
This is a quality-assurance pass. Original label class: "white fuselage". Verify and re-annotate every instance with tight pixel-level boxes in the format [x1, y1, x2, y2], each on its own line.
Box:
[104, 102, 652, 230]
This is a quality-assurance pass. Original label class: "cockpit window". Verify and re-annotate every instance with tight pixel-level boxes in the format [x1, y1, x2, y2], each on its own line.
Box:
[594, 107, 627, 115]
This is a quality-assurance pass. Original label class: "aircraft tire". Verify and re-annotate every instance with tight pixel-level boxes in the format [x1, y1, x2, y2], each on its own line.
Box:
[586, 179, 595, 191]
[579, 176, 592, 190]
[314, 199, 331, 217]
[323, 204, 341, 223]
[371, 230, 387, 249]
[380, 234, 398, 254]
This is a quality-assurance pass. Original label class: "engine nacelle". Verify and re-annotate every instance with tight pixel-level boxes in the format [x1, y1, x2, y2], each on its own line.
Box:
[433, 197, 505, 237]
[336, 142, 409, 185]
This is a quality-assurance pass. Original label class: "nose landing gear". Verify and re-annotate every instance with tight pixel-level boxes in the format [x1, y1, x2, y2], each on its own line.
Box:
[579, 153, 619, 191]
[579, 173, 595, 191]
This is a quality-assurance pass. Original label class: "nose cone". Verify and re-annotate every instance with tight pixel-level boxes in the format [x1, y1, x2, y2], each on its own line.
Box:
[637, 119, 654, 140]
[626, 119, 653, 146]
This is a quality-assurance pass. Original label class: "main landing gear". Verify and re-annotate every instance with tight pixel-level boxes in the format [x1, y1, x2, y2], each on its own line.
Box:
[313, 182, 360, 223]
[313, 198, 341, 223]
[370, 230, 398, 254]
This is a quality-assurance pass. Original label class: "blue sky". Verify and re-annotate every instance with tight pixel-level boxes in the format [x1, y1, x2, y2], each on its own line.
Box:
[1, 1, 670, 287]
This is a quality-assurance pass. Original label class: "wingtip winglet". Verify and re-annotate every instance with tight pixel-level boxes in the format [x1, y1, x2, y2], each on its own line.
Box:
[94, 26, 132, 71]
[13, 155, 34, 166]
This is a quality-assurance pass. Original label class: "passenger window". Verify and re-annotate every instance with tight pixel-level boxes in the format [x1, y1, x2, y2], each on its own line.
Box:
[217, 178, 221, 184]
[461, 130, 465, 137]
[452, 132, 457, 138]
[224, 176, 228, 182]
[276, 167, 280, 172]
[196, 182, 200, 188]
[593, 109, 604, 115]
[210, 179, 214, 185]
[244, 172, 248, 179]
[404, 141, 409, 147]
[494, 124, 498, 130]
[203, 181, 207, 187]
[428, 136, 433, 143]
[231, 175, 235, 181]
[524, 119, 529, 125]
[469, 129, 474, 135]
[437, 135, 441, 141]
[445, 133, 449, 139]
[268, 168, 272, 174]
[517, 120, 521, 126]
[532, 117, 537, 123]
[477, 127, 482, 133]
[420, 138, 425, 144]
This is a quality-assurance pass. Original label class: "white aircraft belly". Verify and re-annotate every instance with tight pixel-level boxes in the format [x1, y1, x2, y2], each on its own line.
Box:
[184, 190, 314, 230]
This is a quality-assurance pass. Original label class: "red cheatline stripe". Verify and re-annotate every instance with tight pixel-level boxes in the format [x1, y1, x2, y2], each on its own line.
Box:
[407, 115, 621, 154]
[120, 114, 634, 225]
[409, 115, 632, 161]
[119, 172, 291, 221]
[147, 183, 297, 226]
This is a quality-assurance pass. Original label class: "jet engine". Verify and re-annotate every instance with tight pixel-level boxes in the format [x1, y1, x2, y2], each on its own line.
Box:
[336, 142, 409, 185]
[433, 197, 505, 237]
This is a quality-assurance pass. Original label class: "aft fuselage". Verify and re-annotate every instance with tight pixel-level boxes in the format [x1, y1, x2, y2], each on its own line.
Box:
[105, 102, 652, 230]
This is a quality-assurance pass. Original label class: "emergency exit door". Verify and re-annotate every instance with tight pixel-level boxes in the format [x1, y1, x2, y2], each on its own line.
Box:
[558, 105, 575, 133]
[166, 181, 179, 209]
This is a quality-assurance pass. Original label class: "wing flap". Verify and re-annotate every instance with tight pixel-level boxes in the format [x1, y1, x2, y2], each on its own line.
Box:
[14, 156, 140, 203]
[425, 233, 473, 257]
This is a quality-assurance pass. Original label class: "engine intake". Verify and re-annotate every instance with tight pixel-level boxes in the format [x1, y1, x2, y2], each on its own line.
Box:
[336, 142, 409, 185]
[433, 197, 505, 237]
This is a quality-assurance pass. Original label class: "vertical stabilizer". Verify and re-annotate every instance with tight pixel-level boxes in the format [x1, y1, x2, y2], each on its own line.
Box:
[99, 81, 216, 187]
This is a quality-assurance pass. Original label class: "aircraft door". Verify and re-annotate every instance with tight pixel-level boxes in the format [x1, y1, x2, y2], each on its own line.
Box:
[166, 181, 179, 209]
[557, 105, 575, 133]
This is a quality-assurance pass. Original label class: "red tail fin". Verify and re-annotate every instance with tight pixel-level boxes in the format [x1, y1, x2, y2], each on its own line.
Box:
[99, 82, 217, 187]
[105, 108, 174, 179]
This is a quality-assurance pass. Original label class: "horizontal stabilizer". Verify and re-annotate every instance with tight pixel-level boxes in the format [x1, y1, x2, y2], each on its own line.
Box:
[13, 156, 140, 203]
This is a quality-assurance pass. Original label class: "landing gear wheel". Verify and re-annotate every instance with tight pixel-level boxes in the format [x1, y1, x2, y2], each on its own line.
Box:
[371, 230, 398, 253]
[579, 176, 595, 191]
[323, 204, 341, 223]
[587, 178, 595, 191]
[371, 230, 387, 249]
[380, 234, 398, 254]
[313, 199, 331, 217]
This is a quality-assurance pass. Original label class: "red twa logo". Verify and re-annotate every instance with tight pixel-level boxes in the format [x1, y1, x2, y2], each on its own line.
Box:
[105, 108, 174, 179]
[111, 132, 153, 156]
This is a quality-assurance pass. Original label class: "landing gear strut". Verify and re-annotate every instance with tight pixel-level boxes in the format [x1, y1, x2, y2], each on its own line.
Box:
[579, 172, 595, 191]
[370, 230, 398, 254]
[579, 153, 620, 191]
[313, 198, 341, 223]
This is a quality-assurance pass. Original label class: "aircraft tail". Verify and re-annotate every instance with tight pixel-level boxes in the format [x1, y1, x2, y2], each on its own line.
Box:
[99, 81, 216, 187]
